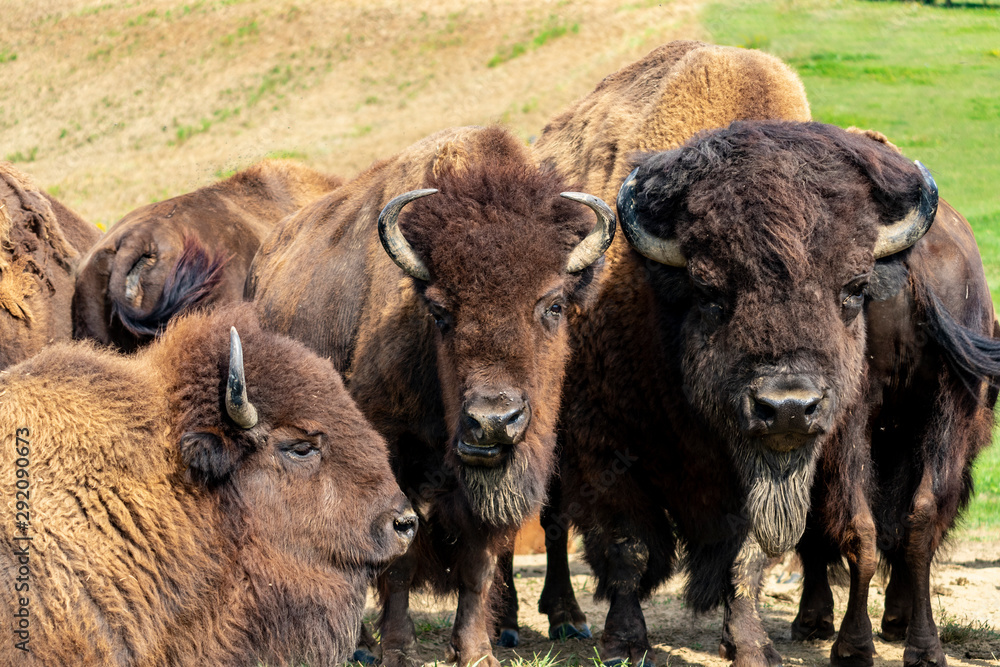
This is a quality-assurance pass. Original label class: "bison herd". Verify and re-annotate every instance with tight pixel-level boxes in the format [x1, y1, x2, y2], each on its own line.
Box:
[1, 39, 996, 667]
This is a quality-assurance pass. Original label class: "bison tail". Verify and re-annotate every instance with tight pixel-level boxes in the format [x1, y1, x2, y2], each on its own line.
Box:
[923, 287, 1000, 399]
[112, 235, 227, 338]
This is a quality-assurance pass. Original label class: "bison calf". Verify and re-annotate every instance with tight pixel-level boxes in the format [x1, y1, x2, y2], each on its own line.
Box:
[246, 125, 615, 667]
[0, 304, 414, 666]
[0, 161, 100, 368]
[73, 159, 341, 350]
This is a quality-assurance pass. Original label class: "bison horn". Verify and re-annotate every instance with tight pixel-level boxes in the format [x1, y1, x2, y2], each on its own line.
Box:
[378, 189, 437, 281]
[561, 192, 617, 273]
[617, 167, 686, 268]
[226, 327, 259, 430]
[873, 161, 939, 259]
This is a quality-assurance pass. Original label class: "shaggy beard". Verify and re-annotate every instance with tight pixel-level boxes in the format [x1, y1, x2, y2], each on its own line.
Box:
[734, 444, 820, 558]
[459, 450, 544, 528]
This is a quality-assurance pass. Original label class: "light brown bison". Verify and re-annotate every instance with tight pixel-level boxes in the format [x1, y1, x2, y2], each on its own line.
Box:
[0, 303, 416, 666]
[494, 40, 812, 655]
[245, 125, 615, 667]
[0, 161, 101, 368]
[73, 159, 341, 351]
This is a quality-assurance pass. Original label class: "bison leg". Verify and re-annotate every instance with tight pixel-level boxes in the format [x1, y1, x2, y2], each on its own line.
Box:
[446, 547, 500, 667]
[897, 469, 948, 667]
[830, 510, 877, 667]
[879, 556, 913, 642]
[495, 550, 520, 647]
[719, 537, 782, 667]
[538, 476, 589, 640]
[791, 517, 838, 641]
[596, 537, 654, 667]
[378, 553, 419, 667]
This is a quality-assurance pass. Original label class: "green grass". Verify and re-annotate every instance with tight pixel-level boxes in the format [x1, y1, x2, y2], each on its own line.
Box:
[5, 146, 38, 162]
[966, 432, 1000, 528]
[706, 0, 1000, 528]
[705, 0, 1000, 304]
[938, 609, 1000, 647]
[488, 15, 580, 68]
[413, 613, 452, 636]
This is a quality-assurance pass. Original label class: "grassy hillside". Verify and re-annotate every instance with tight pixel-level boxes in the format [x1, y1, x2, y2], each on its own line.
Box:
[0, 0, 706, 228]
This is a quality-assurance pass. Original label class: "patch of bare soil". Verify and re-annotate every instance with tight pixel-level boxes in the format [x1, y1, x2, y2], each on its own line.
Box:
[370, 534, 1000, 666]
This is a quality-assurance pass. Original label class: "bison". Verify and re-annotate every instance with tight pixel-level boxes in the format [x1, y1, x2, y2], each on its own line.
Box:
[495, 39, 813, 649]
[73, 159, 341, 351]
[0, 161, 100, 368]
[546, 119, 998, 667]
[245, 125, 616, 667]
[788, 133, 999, 667]
[0, 303, 416, 666]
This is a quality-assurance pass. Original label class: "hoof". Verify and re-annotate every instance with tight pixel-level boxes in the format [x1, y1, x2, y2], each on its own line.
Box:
[497, 629, 520, 648]
[720, 641, 783, 667]
[603, 649, 653, 667]
[605, 659, 653, 667]
[791, 614, 836, 641]
[830, 638, 875, 667]
[352, 649, 378, 665]
[903, 643, 947, 667]
[549, 622, 592, 640]
[879, 616, 908, 643]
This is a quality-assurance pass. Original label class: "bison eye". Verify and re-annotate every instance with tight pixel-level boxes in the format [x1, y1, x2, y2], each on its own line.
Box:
[700, 301, 725, 328]
[537, 296, 566, 333]
[426, 302, 452, 333]
[283, 441, 319, 461]
[840, 275, 870, 322]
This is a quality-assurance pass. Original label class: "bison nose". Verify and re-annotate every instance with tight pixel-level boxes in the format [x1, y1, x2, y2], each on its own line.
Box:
[462, 394, 530, 446]
[393, 506, 418, 545]
[457, 391, 531, 465]
[744, 375, 827, 449]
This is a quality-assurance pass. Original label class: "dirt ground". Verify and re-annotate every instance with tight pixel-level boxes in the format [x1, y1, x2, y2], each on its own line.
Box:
[369, 531, 1000, 666]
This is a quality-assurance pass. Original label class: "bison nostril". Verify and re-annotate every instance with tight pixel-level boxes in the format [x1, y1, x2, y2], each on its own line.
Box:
[393, 512, 418, 540]
[804, 400, 820, 416]
[753, 399, 777, 423]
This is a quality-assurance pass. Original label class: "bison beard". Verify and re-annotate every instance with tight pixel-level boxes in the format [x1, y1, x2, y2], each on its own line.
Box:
[735, 443, 820, 557]
[459, 450, 543, 527]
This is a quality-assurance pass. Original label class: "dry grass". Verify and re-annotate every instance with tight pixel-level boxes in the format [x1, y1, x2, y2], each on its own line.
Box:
[0, 0, 708, 227]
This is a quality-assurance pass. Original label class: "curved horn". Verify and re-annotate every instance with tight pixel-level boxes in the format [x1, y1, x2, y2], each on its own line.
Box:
[617, 167, 686, 267]
[378, 189, 438, 281]
[226, 327, 258, 430]
[561, 192, 617, 273]
[873, 161, 939, 259]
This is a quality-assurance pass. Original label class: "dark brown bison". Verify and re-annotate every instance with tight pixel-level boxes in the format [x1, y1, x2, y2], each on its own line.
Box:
[495, 39, 813, 649]
[789, 133, 999, 667]
[245, 125, 615, 667]
[73, 159, 340, 351]
[548, 119, 997, 667]
[0, 303, 416, 666]
[0, 161, 100, 368]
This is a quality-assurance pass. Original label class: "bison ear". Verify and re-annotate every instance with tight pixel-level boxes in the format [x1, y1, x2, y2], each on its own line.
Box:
[179, 431, 242, 483]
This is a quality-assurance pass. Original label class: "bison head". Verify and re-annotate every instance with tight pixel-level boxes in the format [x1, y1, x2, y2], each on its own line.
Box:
[376, 132, 614, 527]
[618, 121, 937, 555]
[156, 305, 416, 576]
[73, 213, 229, 351]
